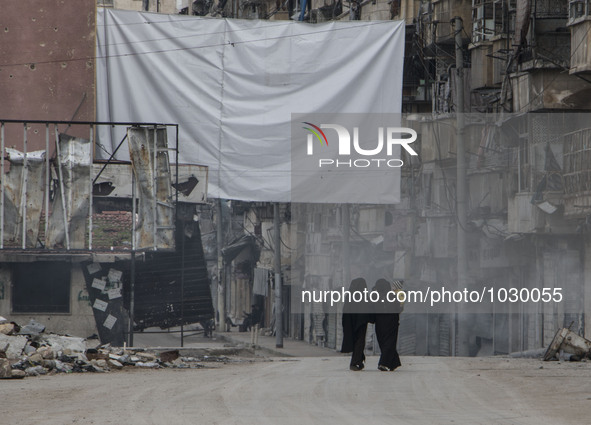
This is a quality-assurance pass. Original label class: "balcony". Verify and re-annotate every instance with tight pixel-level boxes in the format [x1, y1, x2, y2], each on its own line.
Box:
[0, 120, 205, 257]
[563, 127, 591, 217]
[471, 0, 515, 44]
[569, 0, 591, 24]
[568, 0, 591, 73]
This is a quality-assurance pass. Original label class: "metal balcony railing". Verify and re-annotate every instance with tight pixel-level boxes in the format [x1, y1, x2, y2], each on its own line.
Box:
[0, 119, 179, 252]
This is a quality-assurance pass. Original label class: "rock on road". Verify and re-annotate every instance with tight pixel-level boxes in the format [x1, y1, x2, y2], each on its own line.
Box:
[2, 356, 591, 425]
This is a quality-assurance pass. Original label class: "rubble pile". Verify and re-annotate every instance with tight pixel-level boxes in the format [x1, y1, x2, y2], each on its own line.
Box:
[1, 317, 224, 379]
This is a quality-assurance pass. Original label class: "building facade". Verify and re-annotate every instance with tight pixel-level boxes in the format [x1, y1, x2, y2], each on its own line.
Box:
[0, 2, 213, 344]
[4, 1, 590, 356]
[210, 0, 591, 357]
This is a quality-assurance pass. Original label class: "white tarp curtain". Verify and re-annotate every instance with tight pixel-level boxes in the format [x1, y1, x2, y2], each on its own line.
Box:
[96, 9, 404, 202]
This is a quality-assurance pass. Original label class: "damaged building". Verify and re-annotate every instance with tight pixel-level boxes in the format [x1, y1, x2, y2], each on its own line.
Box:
[0, 121, 214, 346]
[0, 1, 214, 345]
[193, 0, 591, 358]
[279, 0, 591, 356]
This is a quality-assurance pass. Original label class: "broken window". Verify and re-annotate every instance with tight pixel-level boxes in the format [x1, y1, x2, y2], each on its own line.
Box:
[12, 262, 71, 313]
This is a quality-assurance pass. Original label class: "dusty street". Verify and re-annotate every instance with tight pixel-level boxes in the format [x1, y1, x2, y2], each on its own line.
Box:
[2, 355, 591, 425]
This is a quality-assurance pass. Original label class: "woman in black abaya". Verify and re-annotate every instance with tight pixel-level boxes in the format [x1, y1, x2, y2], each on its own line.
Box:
[373, 278, 403, 371]
[341, 278, 373, 371]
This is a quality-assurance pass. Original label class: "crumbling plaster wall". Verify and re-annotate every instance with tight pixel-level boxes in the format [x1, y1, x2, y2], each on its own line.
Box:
[0, 265, 98, 338]
[0, 1, 96, 147]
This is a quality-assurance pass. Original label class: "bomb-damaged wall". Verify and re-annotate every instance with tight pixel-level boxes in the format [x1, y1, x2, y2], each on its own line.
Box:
[0, 264, 98, 338]
[0, 1, 96, 146]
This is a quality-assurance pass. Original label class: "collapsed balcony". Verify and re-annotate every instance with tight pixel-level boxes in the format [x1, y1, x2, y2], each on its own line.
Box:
[0, 119, 204, 258]
[0, 119, 214, 345]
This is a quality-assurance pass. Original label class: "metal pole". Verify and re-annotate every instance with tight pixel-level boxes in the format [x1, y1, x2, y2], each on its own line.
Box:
[217, 198, 226, 332]
[129, 170, 136, 347]
[22, 124, 28, 249]
[129, 251, 136, 347]
[341, 204, 351, 350]
[520, 294, 525, 352]
[180, 216, 185, 348]
[517, 143, 521, 191]
[274, 202, 283, 348]
[225, 261, 231, 329]
[89, 125, 93, 250]
[509, 302, 514, 353]
[224, 201, 231, 328]
[55, 125, 70, 250]
[1, 123, 5, 249]
[152, 126, 157, 250]
[45, 124, 49, 246]
[454, 16, 469, 357]
[176, 125, 182, 346]
[492, 298, 496, 355]
[426, 315, 430, 356]
[342, 204, 351, 289]
[132, 165, 137, 251]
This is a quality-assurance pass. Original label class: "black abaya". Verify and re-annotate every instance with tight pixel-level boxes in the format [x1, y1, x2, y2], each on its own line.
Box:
[375, 312, 401, 370]
[373, 278, 402, 371]
[341, 278, 373, 369]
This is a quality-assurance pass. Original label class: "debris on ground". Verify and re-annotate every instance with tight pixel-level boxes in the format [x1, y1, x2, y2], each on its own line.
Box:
[0, 321, 19, 336]
[160, 350, 180, 363]
[19, 319, 46, 336]
[509, 348, 546, 359]
[0, 317, 232, 379]
[543, 327, 591, 361]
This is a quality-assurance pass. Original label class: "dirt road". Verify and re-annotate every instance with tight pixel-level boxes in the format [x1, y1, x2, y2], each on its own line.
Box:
[2, 356, 590, 425]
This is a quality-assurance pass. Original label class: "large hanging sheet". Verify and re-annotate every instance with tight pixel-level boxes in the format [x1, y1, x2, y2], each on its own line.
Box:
[96, 9, 404, 202]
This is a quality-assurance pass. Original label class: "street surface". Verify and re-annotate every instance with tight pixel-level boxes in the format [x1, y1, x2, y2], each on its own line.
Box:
[2, 355, 591, 425]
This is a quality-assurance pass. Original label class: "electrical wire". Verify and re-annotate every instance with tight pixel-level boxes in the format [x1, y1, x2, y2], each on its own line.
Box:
[1, 19, 398, 68]
[242, 213, 274, 251]
[265, 226, 293, 252]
